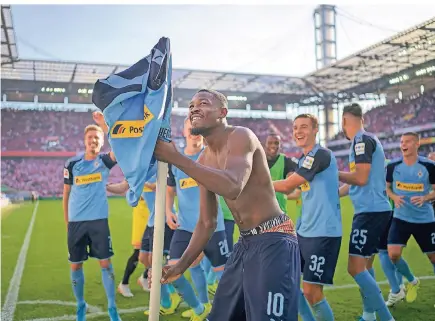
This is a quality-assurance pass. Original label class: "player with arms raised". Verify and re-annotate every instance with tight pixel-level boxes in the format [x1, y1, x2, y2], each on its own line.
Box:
[154, 89, 300, 321]
[63, 113, 121, 321]
[386, 132, 435, 302]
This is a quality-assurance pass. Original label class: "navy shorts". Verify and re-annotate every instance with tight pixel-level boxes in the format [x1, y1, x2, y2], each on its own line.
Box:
[349, 211, 392, 258]
[378, 214, 394, 251]
[388, 217, 435, 254]
[298, 235, 341, 285]
[224, 219, 235, 252]
[169, 229, 229, 268]
[141, 224, 174, 254]
[208, 232, 300, 321]
[67, 218, 113, 263]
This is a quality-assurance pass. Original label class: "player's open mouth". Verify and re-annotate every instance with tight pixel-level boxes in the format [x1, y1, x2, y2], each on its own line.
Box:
[190, 115, 203, 124]
[402, 148, 408, 152]
[190, 114, 203, 123]
[295, 135, 305, 142]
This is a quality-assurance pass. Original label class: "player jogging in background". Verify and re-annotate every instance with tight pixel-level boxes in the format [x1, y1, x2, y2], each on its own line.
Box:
[338, 103, 395, 321]
[264, 132, 298, 213]
[386, 132, 435, 303]
[63, 113, 121, 321]
[164, 118, 228, 321]
[273, 114, 342, 321]
[107, 177, 179, 315]
[105, 182, 150, 297]
[154, 89, 300, 321]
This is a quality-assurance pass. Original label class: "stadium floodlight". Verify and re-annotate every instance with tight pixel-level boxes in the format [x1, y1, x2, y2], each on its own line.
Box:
[148, 161, 168, 321]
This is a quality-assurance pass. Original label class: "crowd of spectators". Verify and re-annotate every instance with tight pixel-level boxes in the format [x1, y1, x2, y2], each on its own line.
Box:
[1, 158, 125, 198]
[1, 110, 294, 152]
[1, 89, 434, 197]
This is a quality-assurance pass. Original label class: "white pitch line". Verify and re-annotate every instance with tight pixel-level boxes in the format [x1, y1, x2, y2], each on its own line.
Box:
[325, 275, 435, 291]
[21, 303, 190, 321]
[20, 275, 435, 321]
[1, 201, 39, 321]
[18, 300, 102, 313]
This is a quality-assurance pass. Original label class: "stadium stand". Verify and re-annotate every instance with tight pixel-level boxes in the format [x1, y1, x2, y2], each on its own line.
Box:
[1, 12, 434, 198]
[2, 95, 433, 198]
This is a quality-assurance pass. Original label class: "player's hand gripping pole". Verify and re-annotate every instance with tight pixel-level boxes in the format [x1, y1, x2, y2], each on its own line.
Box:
[148, 161, 168, 321]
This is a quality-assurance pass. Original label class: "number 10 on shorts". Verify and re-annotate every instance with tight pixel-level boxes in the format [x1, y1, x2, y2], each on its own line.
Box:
[267, 292, 284, 318]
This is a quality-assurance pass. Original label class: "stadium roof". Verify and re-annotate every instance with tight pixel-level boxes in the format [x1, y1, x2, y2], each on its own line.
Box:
[1, 5, 18, 66]
[1, 6, 434, 97]
[304, 17, 435, 94]
[0, 59, 318, 96]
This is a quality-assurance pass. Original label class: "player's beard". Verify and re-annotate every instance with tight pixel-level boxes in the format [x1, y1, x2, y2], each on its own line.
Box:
[190, 126, 212, 137]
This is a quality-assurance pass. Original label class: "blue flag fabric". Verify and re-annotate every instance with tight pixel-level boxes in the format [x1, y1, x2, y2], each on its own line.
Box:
[92, 37, 172, 207]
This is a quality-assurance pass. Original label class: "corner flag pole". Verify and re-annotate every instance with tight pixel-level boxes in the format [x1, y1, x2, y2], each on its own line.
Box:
[148, 161, 168, 321]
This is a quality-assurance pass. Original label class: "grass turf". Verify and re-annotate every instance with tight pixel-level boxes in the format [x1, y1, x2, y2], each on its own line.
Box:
[1, 198, 434, 320]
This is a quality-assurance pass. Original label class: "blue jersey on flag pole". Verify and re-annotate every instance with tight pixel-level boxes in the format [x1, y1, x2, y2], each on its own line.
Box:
[92, 37, 173, 207]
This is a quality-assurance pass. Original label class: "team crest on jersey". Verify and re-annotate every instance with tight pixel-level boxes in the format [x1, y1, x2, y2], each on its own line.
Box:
[63, 168, 69, 179]
[302, 156, 314, 169]
[94, 161, 99, 168]
[417, 170, 423, 178]
[355, 143, 365, 156]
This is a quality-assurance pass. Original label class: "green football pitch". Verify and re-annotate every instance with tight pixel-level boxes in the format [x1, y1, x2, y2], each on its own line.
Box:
[1, 198, 434, 321]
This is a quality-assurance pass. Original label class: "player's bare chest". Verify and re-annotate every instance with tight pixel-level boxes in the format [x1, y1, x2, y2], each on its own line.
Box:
[205, 150, 228, 170]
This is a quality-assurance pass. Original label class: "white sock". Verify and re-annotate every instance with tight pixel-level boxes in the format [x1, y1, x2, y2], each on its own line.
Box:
[411, 277, 418, 285]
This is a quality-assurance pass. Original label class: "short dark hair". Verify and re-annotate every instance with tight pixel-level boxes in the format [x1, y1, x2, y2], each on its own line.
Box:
[196, 89, 228, 108]
[294, 114, 319, 129]
[267, 132, 280, 138]
[343, 103, 363, 118]
[402, 132, 420, 140]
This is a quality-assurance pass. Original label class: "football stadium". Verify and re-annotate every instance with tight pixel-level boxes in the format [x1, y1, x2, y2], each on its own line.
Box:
[1, 4, 435, 321]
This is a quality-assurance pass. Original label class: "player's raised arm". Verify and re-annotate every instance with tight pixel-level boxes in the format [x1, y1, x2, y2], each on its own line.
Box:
[92, 111, 116, 162]
[339, 135, 375, 186]
[155, 127, 255, 200]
